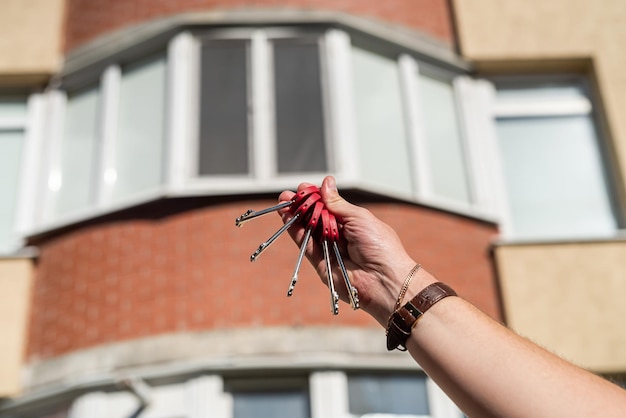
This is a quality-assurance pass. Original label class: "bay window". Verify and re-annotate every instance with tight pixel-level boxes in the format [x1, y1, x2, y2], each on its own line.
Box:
[67, 370, 462, 418]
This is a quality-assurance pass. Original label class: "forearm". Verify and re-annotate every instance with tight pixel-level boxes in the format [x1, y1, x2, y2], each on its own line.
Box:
[284, 178, 626, 417]
[404, 288, 626, 417]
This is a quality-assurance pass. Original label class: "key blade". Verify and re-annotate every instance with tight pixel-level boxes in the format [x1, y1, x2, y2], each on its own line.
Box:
[236, 200, 294, 227]
[235, 210, 254, 227]
[322, 239, 339, 315]
[249, 212, 301, 262]
[333, 241, 360, 310]
[287, 227, 313, 297]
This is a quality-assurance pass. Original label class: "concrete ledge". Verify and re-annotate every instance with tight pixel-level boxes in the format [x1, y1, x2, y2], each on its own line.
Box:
[22, 326, 415, 394]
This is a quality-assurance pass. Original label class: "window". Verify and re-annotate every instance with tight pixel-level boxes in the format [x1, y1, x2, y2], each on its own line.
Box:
[351, 44, 413, 196]
[418, 70, 470, 204]
[273, 38, 327, 174]
[198, 39, 250, 175]
[494, 79, 618, 239]
[349, 41, 474, 208]
[47, 51, 168, 222]
[0, 97, 27, 252]
[112, 53, 167, 202]
[348, 373, 430, 416]
[65, 371, 460, 418]
[226, 378, 310, 418]
[54, 86, 101, 217]
[197, 31, 328, 179]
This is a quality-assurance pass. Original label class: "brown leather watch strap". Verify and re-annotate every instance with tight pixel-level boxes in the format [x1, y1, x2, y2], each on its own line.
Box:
[386, 282, 457, 351]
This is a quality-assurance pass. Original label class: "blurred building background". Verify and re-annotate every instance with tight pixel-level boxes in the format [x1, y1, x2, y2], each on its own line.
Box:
[0, 0, 625, 416]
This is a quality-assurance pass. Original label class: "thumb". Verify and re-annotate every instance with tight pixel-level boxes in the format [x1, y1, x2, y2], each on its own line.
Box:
[320, 176, 357, 219]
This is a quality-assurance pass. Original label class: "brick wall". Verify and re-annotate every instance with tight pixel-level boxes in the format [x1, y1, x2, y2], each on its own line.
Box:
[62, 0, 455, 52]
[27, 198, 498, 360]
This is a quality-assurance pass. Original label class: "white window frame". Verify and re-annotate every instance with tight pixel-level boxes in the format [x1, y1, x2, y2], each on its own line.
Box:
[180, 27, 335, 195]
[37, 53, 169, 232]
[351, 44, 497, 220]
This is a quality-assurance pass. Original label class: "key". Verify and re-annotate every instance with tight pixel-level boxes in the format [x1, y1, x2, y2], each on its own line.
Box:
[328, 213, 360, 310]
[320, 209, 340, 315]
[250, 192, 321, 262]
[287, 201, 324, 297]
[235, 185, 319, 227]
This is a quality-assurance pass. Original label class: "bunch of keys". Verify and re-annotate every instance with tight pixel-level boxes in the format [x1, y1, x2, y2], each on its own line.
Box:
[235, 186, 359, 315]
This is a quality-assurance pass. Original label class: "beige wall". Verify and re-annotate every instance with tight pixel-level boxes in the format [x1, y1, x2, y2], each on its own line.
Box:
[0, 259, 34, 397]
[453, 0, 626, 202]
[495, 242, 626, 373]
[0, 0, 65, 85]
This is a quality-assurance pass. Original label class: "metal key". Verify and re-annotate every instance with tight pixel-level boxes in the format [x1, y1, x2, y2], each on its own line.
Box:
[328, 213, 360, 310]
[287, 201, 324, 297]
[320, 209, 340, 315]
[235, 185, 320, 227]
[250, 193, 322, 262]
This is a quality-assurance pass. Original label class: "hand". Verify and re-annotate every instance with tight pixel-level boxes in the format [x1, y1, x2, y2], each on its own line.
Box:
[278, 176, 437, 325]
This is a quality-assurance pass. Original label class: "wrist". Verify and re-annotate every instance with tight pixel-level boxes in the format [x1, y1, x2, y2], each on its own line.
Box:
[386, 281, 458, 351]
[368, 261, 438, 327]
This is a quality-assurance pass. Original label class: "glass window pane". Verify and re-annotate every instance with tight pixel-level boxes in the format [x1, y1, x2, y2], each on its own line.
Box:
[352, 46, 412, 195]
[56, 86, 100, 216]
[496, 82, 587, 104]
[420, 74, 471, 203]
[274, 39, 326, 173]
[113, 53, 166, 202]
[0, 129, 23, 252]
[232, 390, 309, 418]
[198, 40, 249, 176]
[497, 114, 616, 239]
[348, 374, 430, 415]
[0, 98, 27, 119]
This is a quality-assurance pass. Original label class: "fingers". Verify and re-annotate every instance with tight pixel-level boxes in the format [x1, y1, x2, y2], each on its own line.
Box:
[278, 190, 295, 203]
[276, 186, 324, 268]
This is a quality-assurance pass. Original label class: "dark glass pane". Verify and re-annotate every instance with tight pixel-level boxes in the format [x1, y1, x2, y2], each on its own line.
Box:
[199, 40, 249, 175]
[273, 40, 327, 173]
[348, 374, 430, 415]
[233, 390, 310, 418]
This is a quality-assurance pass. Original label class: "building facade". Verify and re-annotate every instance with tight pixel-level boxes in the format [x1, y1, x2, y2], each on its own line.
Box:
[0, 0, 624, 417]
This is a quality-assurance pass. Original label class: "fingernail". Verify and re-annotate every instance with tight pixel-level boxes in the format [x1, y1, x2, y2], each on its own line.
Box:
[327, 176, 337, 192]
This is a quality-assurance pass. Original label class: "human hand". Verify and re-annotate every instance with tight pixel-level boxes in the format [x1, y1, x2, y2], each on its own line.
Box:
[278, 176, 437, 326]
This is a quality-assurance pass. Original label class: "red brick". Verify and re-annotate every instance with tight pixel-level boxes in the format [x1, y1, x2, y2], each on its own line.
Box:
[63, 0, 455, 52]
[27, 198, 498, 360]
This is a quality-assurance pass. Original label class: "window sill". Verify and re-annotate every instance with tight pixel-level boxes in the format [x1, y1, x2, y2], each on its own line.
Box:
[492, 230, 626, 248]
[22, 178, 500, 245]
[0, 246, 39, 260]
